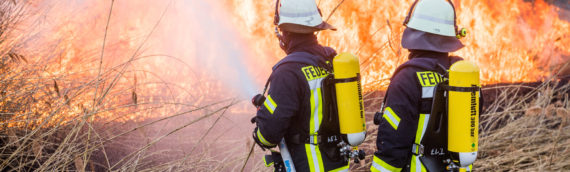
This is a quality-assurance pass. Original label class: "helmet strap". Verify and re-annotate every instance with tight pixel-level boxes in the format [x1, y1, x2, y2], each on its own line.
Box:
[403, 0, 420, 26]
[447, 0, 467, 38]
[273, 0, 280, 25]
[447, 0, 459, 35]
[275, 27, 288, 51]
[273, 0, 287, 51]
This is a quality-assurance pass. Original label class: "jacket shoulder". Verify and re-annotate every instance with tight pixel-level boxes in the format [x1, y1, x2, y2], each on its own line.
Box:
[273, 52, 328, 71]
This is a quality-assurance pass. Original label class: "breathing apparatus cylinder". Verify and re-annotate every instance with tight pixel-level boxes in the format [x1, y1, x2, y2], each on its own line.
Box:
[447, 60, 480, 167]
[332, 52, 366, 146]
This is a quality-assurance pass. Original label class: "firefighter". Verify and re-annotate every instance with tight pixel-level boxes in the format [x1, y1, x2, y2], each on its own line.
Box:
[251, 0, 349, 171]
[371, 0, 475, 171]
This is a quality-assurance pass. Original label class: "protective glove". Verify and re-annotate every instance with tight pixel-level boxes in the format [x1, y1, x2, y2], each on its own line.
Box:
[252, 127, 277, 150]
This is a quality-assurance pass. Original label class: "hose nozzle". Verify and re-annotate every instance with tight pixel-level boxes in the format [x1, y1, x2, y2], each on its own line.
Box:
[252, 94, 266, 107]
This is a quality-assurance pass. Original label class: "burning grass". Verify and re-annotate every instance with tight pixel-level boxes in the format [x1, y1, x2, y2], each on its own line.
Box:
[230, 0, 570, 91]
[0, 1, 262, 171]
[1, 0, 569, 171]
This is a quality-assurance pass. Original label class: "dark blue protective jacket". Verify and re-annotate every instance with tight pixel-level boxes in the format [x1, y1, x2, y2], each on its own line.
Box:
[371, 50, 463, 172]
[253, 32, 349, 172]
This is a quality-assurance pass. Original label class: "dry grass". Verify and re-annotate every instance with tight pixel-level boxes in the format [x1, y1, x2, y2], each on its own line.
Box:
[475, 81, 570, 171]
[0, 1, 261, 171]
[355, 80, 570, 171]
[1, 1, 569, 172]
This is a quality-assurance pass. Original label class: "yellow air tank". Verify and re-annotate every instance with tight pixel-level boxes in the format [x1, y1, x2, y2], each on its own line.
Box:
[333, 52, 366, 146]
[448, 60, 480, 167]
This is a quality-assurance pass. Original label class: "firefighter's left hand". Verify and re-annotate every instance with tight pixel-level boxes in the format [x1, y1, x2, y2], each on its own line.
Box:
[252, 127, 276, 150]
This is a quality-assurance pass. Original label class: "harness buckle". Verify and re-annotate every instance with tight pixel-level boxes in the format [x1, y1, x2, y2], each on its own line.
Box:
[306, 135, 321, 145]
[412, 143, 424, 155]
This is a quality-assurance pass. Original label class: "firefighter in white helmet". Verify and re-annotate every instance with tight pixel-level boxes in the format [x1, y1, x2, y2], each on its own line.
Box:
[371, 0, 481, 171]
[251, 0, 350, 171]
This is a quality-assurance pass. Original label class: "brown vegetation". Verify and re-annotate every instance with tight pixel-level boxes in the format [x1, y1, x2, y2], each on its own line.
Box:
[355, 80, 570, 171]
[0, 1, 568, 172]
[0, 1, 260, 171]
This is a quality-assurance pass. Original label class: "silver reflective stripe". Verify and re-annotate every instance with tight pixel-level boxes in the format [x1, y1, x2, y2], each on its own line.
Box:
[309, 135, 319, 144]
[410, 114, 430, 172]
[413, 155, 422, 172]
[264, 98, 276, 112]
[308, 77, 325, 133]
[414, 13, 454, 25]
[384, 109, 400, 128]
[307, 79, 323, 90]
[371, 161, 391, 172]
[422, 86, 435, 98]
[309, 144, 320, 171]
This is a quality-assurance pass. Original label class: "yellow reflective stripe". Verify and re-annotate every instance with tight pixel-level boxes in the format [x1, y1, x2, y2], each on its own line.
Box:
[414, 114, 430, 144]
[370, 155, 401, 172]
[317, 87, 323, 133]
[329, 164, 349, 172]
[305, 144, 325, 172]
[383, 107, 401, 130]
[304, 67, 326, 172]
[310, 89, 316, 133]
[263, 156, 274, 167]
[410, 155, 427, 172]
[309, 88, 323, 134]
[257, 129, 275, 146]
[263, 95, 277, 114]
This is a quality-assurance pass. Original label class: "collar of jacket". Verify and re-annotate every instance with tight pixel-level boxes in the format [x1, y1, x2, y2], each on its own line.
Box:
[272, 52, 327, 71]
[408, 49, 448, 59]
[282, 31, 336, 59]
[408, 49, 454, 67]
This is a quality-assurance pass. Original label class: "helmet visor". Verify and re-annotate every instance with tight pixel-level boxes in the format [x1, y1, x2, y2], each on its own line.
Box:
[279, 21, 336, 33]
[401, 28, 464, 52]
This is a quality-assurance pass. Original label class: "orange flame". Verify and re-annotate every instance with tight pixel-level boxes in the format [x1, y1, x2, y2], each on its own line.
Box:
[4, 0, 254, 127]
[2, 0, 569, 127]
[228, 0, 570, 91]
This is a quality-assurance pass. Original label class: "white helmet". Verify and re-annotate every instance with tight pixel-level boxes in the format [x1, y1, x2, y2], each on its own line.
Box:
[401, 0, 465, 52]
[404, 0, 458, 37]
[274, 0, 336, 33]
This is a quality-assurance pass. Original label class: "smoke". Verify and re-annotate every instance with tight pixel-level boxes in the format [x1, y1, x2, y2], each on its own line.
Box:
[144, 0, 264, 99]
[23, 0, 264, 100]
[10, 0, 266, 169]
[14, 0, 265, 151]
